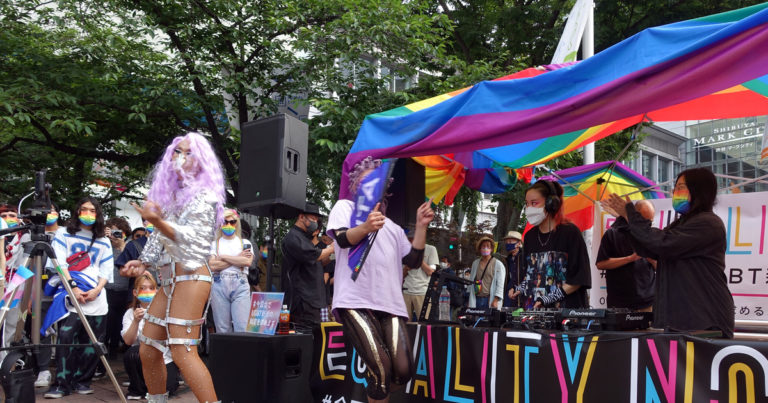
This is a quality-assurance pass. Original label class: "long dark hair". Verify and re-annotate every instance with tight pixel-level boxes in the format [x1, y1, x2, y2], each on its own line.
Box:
[673, 167, 717, 222]
[66, 196, 106, 238]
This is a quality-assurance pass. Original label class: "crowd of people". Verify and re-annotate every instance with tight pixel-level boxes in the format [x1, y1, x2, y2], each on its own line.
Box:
[0, 138, 734, 403]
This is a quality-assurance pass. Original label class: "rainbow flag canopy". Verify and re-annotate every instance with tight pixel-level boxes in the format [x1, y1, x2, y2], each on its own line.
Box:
[339, 3, 768, 203]
[539, 161, 663, 231]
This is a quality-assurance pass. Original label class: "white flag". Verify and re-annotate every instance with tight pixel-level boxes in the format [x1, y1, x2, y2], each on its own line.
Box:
[551, 0, 593, 64]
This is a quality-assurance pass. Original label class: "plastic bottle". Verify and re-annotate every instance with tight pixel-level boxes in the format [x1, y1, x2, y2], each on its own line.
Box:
[278, 304, 291, 334]
[439, 286, 451, 321]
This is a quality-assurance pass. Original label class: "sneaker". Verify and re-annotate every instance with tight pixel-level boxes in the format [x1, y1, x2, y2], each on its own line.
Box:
[44, 386, 68, 399]
[93, 370, 105, 380]
[74, 383, 95, 395]
[35, 370, 52, 388]
[126, 394, 144, 400]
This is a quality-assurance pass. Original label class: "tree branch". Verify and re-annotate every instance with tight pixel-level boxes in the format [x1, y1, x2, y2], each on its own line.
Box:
[27, 117, 148, 163]
[438, 0, 472, 62]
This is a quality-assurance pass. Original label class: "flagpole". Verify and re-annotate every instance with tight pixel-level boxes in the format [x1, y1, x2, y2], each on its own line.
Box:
[582, 0, 595, 166]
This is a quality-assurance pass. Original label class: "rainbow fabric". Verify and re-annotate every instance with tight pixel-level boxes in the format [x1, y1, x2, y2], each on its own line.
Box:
[672, 189, 692, 214]
[539, 161, 663, 231]
[137, 291, 156, 304]
[78, 214, 96, 226]
[339, 3, 768, 202]
[221, 225, 236, 236]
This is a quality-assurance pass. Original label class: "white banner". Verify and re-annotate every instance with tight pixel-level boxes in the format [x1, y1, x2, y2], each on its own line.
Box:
[590, 191, 768, 322]
[551, 0, 593, 63]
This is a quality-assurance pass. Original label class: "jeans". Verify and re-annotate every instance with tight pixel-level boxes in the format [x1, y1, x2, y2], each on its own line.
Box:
[210, 272, 252, 333]
[475, 296, 490, 309]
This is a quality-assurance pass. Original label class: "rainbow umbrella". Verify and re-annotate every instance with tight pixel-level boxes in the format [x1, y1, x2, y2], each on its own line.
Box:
[539, 161, 663, 231]
[340, 3, 768, 204]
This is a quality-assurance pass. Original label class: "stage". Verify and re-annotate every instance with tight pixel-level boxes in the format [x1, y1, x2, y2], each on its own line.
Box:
[310, 322, 768, 403]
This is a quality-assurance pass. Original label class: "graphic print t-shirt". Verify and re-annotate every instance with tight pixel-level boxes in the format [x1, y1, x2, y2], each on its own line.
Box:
[521, 223, 591, 309]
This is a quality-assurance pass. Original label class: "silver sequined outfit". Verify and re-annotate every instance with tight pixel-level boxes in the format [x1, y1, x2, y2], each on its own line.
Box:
[137, 189, 219, 354]
[139, 190, 218, 271]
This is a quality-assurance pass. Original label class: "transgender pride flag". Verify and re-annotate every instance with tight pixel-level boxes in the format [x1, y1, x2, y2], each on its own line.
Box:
[3, 265, 34, 308]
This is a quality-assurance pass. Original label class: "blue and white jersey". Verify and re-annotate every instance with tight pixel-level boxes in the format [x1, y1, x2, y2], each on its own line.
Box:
[53, 229, 113, 316]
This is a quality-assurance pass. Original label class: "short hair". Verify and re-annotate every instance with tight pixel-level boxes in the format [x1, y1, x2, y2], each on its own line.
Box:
[106, 217, 131, 236]
[131, 227, 146, 237]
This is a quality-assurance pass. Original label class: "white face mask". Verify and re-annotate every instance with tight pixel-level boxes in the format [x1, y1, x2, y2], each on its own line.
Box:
[439, 262, 448, 269]
[173, 154, 186, 173]
[525, 206, 546, 226]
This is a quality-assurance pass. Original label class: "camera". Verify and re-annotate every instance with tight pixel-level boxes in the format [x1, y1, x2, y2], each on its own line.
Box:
[111, 230, 123, 239]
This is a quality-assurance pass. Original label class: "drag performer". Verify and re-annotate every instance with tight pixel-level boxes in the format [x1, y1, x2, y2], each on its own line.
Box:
[124, 132, 226, 402]
[327, 157, 434, 403]
[601, 168, 734, 338]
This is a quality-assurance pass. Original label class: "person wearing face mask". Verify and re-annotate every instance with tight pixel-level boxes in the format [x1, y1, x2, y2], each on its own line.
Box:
[511, 180, 591, 309]
[121, 274, 179, 400]
[45, 197, 113, 398]
[280, 203, 334, 327]
[468, 237, 506, 308]
[601, 168, 734, 338]
[208, 209, 253, 333]
[502, 231, 523, 307]
[596, 200, 656, 312]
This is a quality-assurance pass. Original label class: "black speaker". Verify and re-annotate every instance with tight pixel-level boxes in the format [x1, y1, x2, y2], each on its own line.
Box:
[210, 332, 313, 403]
[238, 114, 308, 218]
[386, 158, 425, 229]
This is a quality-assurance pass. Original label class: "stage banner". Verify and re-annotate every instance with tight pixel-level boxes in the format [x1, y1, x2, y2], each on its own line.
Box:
[589, 191, 768, 322]
[312, 323, 768, 402]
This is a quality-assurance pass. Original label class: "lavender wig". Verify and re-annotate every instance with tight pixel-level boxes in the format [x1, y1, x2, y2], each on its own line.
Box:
[146, 132, 226, 226]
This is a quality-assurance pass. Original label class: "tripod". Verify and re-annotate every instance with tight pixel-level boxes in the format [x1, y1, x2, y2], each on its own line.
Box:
[0, 224, 127, 402]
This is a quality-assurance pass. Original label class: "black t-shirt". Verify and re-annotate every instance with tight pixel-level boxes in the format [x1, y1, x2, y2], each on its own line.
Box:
[280, 226, 324, 310]
[318, 242, 335, 305]
[596, 227, 655, 309]
[115, 236, 149, 292]
[522, 223, 591, 309]
[614, 205, 734, 338]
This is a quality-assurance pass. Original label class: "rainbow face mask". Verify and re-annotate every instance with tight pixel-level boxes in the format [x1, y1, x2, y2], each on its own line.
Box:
[672, 189, 691, 214]
[3, 217, 18, 227]
[221, 225, 236, 236]
[78, 213, 96, 226]
[46, 212, 59, 226]
[260, 250, 268, 259]
[145, 223, 154, 233]
[137, 290, 156, 304]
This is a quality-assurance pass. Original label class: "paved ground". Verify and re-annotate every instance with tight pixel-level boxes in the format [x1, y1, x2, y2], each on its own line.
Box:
[2, 354, 198, 402]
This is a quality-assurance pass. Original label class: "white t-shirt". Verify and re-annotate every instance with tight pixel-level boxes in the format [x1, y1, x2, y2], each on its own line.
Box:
[402, 243, 439, 295]
[52, 229, 113, 316]
[121, 308, 173, 364]
[210, 236, 252, 275]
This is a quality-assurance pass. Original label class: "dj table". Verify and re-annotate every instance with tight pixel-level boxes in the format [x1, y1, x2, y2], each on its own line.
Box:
[311, 322, 768, 402]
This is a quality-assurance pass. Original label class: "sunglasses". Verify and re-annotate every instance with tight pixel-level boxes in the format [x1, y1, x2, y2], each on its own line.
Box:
[224, 220, 238, 225]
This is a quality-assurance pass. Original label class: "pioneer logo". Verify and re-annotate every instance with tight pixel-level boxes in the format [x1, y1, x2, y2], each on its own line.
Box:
[625, 315, 645, 321]
[566, 310, 600, 318]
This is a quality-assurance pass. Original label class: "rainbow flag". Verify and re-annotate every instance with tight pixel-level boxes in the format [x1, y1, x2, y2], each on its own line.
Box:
[339, 3, 768, 202]
[539, 161, 663, 231]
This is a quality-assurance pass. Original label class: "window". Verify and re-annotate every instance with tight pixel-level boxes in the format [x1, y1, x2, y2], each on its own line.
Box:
[642, 154, 652, 179]
[658, 158, 669, 184]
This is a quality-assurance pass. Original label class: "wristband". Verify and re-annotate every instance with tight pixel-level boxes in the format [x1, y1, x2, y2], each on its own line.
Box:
[69, 279, 78, 289]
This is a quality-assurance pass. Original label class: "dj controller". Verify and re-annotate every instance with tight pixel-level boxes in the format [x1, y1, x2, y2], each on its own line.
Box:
[457, 307, 654, 331]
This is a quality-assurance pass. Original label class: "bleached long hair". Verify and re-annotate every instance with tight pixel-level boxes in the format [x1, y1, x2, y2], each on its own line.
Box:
[146, 132, 226, 226]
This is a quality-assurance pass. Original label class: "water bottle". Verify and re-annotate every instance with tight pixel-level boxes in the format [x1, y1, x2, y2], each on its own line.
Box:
[278, 304, 291, 334]
[439, 286, 451, 321]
